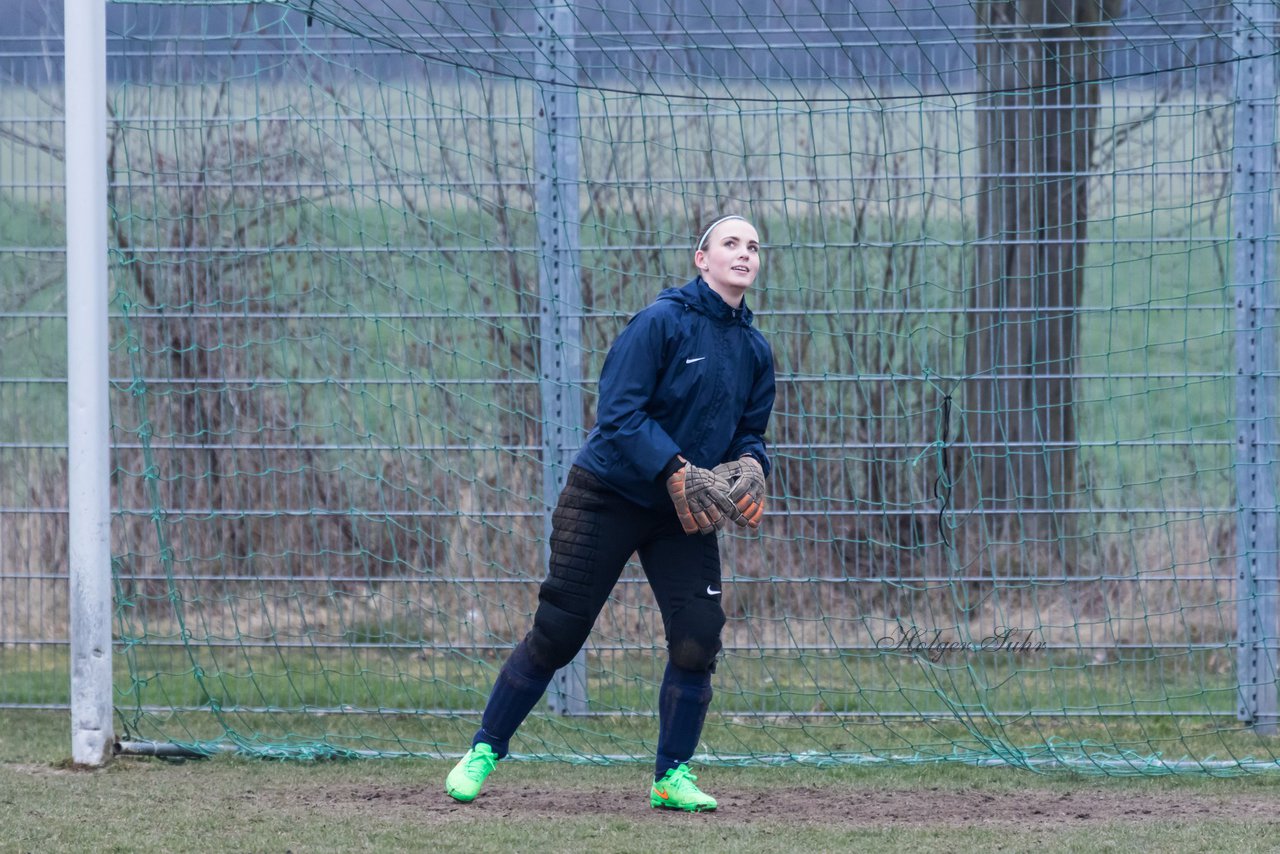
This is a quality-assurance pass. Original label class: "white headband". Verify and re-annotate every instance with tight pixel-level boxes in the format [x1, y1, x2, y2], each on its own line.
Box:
[696, 215, 747, 251]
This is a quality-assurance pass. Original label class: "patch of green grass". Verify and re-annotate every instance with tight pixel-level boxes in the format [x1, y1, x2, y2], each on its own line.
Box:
[7, 709, 1280, 854]
[8, 644, 1239, 713]
[9, 644, 1273, 773]
[2, 177, 1240, 488]
[0, 193, 67, 449]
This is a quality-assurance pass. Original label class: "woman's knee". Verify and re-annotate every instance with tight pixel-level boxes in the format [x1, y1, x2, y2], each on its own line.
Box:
[667, 598, 726, 672]
[526, 599, 593, 671]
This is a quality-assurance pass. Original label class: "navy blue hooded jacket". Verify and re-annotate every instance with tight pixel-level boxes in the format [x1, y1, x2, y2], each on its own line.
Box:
[573, 276, 776, 509]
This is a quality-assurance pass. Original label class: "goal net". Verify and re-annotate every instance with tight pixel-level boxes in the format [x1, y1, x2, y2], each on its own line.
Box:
[3, 0, 1277, 774]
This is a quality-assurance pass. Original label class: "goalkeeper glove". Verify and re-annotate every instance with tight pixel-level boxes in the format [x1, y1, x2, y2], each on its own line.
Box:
[665, 457, 734, 535]
[713, 455, 767, 529]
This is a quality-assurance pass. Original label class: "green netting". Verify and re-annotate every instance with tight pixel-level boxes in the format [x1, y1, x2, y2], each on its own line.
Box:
[5, 0, 1280, 775]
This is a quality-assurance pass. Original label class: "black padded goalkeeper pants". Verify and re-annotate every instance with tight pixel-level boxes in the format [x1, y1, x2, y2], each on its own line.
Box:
[526, 465, 726, 673]
[474, 466, 726, 769]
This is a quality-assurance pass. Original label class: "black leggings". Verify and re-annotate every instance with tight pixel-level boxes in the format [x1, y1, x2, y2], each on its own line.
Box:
[524, 466, 727, 674]
[475, 466, 726, 768]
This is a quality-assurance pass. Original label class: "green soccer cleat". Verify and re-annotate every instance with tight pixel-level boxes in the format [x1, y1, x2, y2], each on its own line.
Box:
[445, 742, 498, 802]
[650, 763, 717, 812]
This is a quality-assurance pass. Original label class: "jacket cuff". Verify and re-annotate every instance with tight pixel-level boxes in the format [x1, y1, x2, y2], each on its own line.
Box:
[656, 454, 686, 483]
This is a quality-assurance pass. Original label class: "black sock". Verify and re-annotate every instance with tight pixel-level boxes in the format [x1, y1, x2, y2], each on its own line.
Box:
[654, 662, 713, 780]
[473, 641, 555, 759]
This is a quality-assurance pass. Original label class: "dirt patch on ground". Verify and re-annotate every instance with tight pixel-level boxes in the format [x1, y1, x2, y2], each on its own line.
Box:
[298, 783, 1280, 828]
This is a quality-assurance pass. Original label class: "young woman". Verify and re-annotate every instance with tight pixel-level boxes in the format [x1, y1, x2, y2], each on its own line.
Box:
[445, 214, 776, 812]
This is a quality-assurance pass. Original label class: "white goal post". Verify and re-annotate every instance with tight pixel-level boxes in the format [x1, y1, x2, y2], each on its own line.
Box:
[66, 0, 113, 767]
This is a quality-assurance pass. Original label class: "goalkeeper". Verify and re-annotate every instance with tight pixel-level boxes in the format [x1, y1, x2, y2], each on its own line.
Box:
[445, 214, 775, 812]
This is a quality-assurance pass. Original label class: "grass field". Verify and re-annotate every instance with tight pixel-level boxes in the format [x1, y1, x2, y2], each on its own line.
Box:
[7, 709, 1280, 853]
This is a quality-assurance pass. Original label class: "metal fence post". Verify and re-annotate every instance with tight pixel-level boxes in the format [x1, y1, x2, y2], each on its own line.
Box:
[535, 0, 587, 715]
[1232, 0, 1278, 734]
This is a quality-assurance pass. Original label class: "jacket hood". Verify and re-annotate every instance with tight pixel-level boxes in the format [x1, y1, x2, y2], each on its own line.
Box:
[656, 277, 754, 326]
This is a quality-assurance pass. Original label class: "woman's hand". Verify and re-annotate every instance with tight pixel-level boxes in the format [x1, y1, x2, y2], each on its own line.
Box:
[713, 456, 767, 529]
[665, 458, 734, 535]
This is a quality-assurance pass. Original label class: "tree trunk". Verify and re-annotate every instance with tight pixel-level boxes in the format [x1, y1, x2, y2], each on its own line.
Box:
[959, 0, 1114, 570]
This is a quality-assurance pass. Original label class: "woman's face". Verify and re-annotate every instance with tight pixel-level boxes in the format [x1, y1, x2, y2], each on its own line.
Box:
[696, 219, 761, 297]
